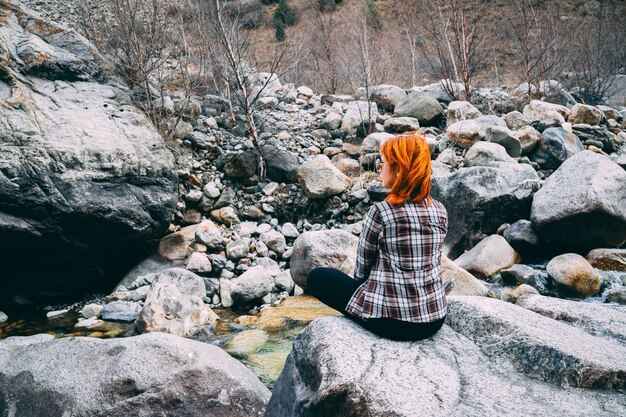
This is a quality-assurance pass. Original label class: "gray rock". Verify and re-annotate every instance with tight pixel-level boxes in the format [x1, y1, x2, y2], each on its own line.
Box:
[224, 151, 257, 178]
[220, 278, 234, 308]
[274, 270, 295, 293]
[0, 311, 7, 323]
[446, 100, 482, 124]
[606, 288, 626, 305]
[290, 229, 359, 289]
[0, 1, 177, 301]
[546, 253, 601, 298]
[473, 115, 508, 137]
[530, 151, 626, 251]
[230, 266, 273, 305]
[260, 231, 287, 255]
[529, 127, 584, 170]
[296, 155, 350, 199]
[370, 84, 406, 112]
[158, 225, 198, 260]
[0, 332, 270, 416]
[431, 163, 540, 255]
[321, 111, 342, 130]
[485, 125, 522, 157]
[341, 101, 379, 134]
[79, 303, 103, 319]
[394, 91, 444, 126]
[266, 315, 625, 417]
[454, 235, 520, 279]
[523, 100, 569, 124]
[441, 256, 493, 297]
[503, 110, 530, 130]
[135, 268, 219, 337]
[516, 294, 626, 343]
[211, 206, 240, 226]
[100, 301, 142, 322]
[195, 220, 223, 249]
[572, 124, 620, 153]
[226, 239, 250, 260]
[262, 145, 299, 183]
[280, 222, 299, 238]
[503, 219, 541, 259]
[186, 252, 212, 273]
[570, 104, 603, 125]
[383, 116, 420, 133]
[586, 249, 626, 272]
[514, 125, 542, 155]
[464, 142, 516, 167]
[361, 132, 394, 153]
[500, 264, 554, 296]
[501, 284, 539, 303]
[446, 296, 626, 389]
[446, 119, 483, 148]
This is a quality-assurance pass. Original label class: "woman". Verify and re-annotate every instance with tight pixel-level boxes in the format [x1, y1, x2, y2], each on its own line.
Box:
[307, 132, 448, 341]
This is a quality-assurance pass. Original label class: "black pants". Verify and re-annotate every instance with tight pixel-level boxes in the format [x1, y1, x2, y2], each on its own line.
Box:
[307, 267, 445, 341]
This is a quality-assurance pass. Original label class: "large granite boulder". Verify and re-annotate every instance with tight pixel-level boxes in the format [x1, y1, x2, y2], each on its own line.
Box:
[446, 296, 626, 389]
[0, 332, 270, 416]
[529, 127, 584, 171]
[530, 151, 626, 252]
[523, 100, 570, 124]
[453, 235, 520, 279]
[340, 101, 379, 135]
[516, 294, 626, 343]
[546, 253, 601, 298]
[0, 0, 177, 303]
[441, 255, 493, 297]
[262, 144, 299, 183]
[266, 297, 626, 416]
[290, 230, 358, 289]
[393, 90, 444, 127]
[135, 268, 219, 337]
[296, 155, 350, 199]
[370, 84, 406, 112]
[446, 100, 482, 124]
[431, 163, 540, 256]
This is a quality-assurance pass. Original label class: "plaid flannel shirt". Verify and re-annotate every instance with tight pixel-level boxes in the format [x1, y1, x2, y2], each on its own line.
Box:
[346, 199, 448, 323]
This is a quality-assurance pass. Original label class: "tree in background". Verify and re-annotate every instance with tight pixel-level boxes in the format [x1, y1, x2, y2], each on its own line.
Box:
[565, 0, 626, 104]
[77, 0, 205, 137]
[365, 0, 383, 30]
[340, 1, 393, 135]
[507, 0, 569, 103]
[310, 0, 341, 93]
[274, 0, 298, 41]
[416, 0, 487, 102]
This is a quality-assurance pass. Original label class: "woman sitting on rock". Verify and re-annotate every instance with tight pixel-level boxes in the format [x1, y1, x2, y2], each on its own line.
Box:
[307, 132, 448, 341]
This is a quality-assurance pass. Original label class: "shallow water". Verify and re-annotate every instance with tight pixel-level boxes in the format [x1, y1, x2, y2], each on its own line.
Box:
[0, 295, 341, 389]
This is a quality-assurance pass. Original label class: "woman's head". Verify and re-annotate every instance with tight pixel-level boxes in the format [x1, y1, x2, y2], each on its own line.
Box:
[378, 132, 432, 205]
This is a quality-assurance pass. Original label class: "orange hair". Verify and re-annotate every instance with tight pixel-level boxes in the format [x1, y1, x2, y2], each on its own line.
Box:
[380, 133, 432, 206]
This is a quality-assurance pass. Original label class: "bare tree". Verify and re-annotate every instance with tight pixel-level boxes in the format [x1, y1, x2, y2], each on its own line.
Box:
[192, 0, 302, 178]
[308, 0, 341, 93]
[506, 0, 570, 103]
[77, 0, 203, 137]
[339, 1, 393, 134]
[565, 0, 626, 104]
[416, 0, 487, 102]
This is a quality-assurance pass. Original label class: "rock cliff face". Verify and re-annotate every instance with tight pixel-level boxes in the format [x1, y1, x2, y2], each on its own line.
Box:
[0, 0, 177, 303]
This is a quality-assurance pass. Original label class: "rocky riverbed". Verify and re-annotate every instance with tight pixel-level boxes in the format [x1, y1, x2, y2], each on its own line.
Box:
[1, 0, 626, 416]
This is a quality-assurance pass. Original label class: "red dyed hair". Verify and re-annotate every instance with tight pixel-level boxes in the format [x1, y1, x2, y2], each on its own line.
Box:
[380, 133, 432, 206]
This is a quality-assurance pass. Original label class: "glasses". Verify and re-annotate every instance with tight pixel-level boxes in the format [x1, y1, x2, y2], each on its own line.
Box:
[375, 158, 386, 172]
